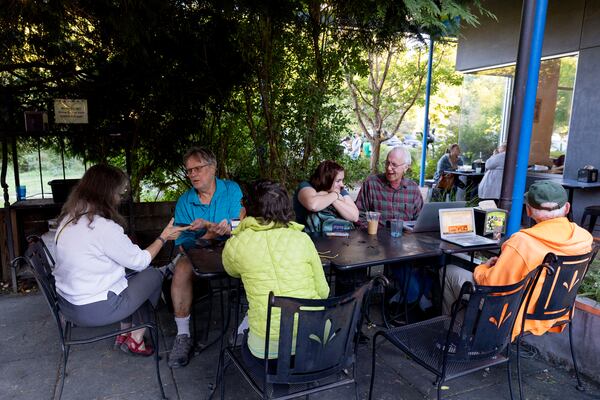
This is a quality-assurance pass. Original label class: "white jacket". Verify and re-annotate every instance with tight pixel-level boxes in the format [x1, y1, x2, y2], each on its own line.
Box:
[53, 215, 151, 305]
[478, 152, 506, 200]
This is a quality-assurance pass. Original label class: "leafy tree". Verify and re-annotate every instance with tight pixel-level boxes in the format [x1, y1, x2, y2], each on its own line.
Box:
[346, 39, 462, 174]
[1, 0, 490, 199]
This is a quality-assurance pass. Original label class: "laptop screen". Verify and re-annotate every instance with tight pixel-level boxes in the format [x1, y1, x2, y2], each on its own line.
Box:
[439, 208, 475, 236]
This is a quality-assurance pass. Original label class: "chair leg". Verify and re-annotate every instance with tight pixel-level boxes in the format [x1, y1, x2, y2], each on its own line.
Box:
[516, 338, 524, 400]
[588, 215, 598, 235]
[506, 346, 514, 400]
[150, 326, 167, 400]
[219, 349, 228, 400]
[437, 379, 443, 400]
[203, 283, 214, 344]
[57, 346, 69, 400]
[368, 333, 381, 400]
[568, 323, 585, 391]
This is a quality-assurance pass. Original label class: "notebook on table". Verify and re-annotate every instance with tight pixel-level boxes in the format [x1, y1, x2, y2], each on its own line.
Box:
[404, 201, 467, 233]
[438, 208, 498, 247]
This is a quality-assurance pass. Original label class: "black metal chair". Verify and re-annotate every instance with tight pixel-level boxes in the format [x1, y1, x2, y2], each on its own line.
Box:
[219, 276, 386, 399]
[369, 268, 540, 400]
[516, 247, 599, 398]
[580, 205, 600, 234]
[13, 237, 166, 400]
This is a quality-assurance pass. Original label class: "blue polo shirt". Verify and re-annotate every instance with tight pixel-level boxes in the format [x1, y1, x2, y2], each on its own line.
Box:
[174, 178, 243, 249]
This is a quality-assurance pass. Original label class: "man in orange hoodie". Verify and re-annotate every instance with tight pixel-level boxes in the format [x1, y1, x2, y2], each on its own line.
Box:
[442, 180, 593, 339]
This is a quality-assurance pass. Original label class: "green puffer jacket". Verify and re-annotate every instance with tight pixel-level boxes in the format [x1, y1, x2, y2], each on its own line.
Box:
[222, 217, 330, 358]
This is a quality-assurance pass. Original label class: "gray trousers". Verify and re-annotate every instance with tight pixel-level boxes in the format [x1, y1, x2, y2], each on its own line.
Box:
[440, 264, 474, 316]
[58, 268, 163, 328]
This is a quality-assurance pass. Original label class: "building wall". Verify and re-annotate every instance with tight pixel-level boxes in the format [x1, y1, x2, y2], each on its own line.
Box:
[457, 0, 600, 223]
[456, 0, 587, 72]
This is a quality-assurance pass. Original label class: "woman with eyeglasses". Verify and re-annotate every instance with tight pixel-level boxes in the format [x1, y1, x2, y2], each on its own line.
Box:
[53, 164, 188, 356]
[293, 160, 359, 232]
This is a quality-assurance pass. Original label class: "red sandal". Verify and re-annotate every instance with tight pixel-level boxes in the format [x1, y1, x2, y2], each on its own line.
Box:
[113, 333, 130, 350]
[120, 335, 154, 357]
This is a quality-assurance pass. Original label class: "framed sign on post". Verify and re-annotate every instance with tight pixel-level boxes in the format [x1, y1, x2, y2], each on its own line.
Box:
[53, 99, 88, 124]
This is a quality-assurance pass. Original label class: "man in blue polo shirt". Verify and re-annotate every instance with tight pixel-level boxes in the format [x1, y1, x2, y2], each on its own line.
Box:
[168, 147, 243, 368]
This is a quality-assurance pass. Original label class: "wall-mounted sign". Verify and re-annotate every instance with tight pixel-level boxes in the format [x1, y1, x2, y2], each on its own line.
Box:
[54, 99, 88, 124]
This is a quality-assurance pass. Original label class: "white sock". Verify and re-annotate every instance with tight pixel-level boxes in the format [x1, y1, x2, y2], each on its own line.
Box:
[175, 315, 191, 337]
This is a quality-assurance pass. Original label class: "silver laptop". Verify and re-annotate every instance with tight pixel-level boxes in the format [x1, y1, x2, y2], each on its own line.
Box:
[439, 208, 498, 247]
[404, 201, 467, 233]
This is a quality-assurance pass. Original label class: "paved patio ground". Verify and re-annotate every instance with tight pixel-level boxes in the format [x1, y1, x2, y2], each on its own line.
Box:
[1, 292, 599, 400]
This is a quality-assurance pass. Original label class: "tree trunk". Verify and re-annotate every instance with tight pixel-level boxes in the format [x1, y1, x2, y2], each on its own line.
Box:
[371, 138, 381, 174]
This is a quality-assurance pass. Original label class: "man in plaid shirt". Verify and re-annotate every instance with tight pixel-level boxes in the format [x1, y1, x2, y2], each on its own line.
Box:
[355, 146, 423, 228]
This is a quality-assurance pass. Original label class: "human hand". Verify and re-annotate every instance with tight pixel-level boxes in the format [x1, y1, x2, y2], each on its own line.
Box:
[160, 218, 190, 241]
[189, 218, 208, 231]
[207, 219, 230, 236]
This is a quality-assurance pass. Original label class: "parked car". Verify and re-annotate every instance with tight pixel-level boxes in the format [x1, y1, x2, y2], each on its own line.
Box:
[381, 135, 403, 148]
[402, 133, 421, 148]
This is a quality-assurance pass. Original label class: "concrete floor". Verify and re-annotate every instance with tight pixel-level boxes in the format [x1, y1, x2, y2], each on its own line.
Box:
[1, 292, 599, 400]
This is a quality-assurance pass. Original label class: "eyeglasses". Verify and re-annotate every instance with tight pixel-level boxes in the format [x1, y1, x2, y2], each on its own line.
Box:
[385, 160, 405, 170]
[185, 164, 211, 176]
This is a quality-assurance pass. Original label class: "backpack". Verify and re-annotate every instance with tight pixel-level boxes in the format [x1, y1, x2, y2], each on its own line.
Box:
[305, 207, 355, 233]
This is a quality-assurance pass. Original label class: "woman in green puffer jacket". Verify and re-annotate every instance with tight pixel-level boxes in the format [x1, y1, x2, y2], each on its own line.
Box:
[223, 180, 330, 364]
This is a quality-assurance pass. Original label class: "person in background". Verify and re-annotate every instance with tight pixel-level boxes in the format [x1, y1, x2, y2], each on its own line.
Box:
[442, 180, 593, 339]
[340, 136, 352, 156]
[362, 136, 372, 159]
[432, 143, 464, 201]
[434, 143, 464, 181]
[551, 154, 565, 174]
[223, 180, 329, 372]
[53, 164, 187, 356]
[350, 132, 362, 160]
[293, 160, 359, 231]
[168, 147, 243, 368]
[478, 143, 507, 200]
[355, 146, 423, 227]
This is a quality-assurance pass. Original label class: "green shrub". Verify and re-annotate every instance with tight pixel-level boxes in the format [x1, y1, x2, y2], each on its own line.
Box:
[579, 260, 600, 302]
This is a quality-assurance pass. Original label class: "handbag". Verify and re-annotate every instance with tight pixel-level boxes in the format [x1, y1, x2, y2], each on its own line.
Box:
[436, 173, 455, 191]
[305, 207, 355, 233]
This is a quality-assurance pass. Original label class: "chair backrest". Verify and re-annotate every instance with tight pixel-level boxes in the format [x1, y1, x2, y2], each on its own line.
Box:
[524, 247, 599, 323]
[264, 277, 382, 385]
[20, 238, 65, 341]
[446, 267, 540, 361]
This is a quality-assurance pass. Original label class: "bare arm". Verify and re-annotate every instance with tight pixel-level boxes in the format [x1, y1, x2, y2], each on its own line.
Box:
[330, 194, 359, 222]
[297, 186, 338, 212]
[145, 218, 189, 259]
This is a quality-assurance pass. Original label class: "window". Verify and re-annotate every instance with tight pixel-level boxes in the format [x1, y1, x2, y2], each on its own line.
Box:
[457, 54, 578, 174]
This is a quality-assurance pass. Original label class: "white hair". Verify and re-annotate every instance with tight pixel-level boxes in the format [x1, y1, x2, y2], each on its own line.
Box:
[527, 201, 568, 222]
[388, 146, 412, 166]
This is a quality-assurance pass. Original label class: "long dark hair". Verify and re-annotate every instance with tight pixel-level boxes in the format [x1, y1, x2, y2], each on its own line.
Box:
[309, 160, 344, 192]
[58, 164, 128, 226]
[243, 180, 293, 226]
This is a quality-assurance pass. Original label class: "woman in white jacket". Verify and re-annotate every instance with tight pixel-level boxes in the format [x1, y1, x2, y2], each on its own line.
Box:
[53, 164, 188, 356]
[478, 144, 507, 200]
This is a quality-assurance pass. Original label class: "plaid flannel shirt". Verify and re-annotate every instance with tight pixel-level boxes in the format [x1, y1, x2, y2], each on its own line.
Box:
[355, 174, 423, 228]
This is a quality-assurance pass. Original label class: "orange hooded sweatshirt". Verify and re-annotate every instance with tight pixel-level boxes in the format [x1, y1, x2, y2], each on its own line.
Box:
[473, 217, 592, 340]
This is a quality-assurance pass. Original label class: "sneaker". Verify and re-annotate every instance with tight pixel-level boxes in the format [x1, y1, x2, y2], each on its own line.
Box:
[168, 334, 193, 368]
